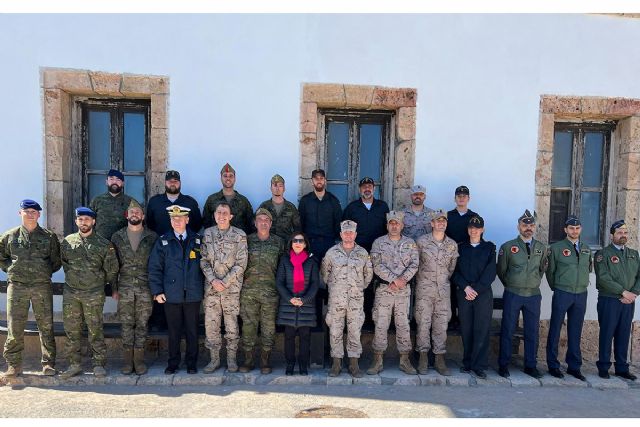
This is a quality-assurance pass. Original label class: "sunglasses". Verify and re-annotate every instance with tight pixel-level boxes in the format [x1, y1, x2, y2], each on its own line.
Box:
[292, 238, 305, 244]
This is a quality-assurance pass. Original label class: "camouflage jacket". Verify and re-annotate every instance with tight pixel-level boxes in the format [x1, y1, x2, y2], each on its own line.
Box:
[321, 243, 373, 305]
[242, 233, 285, 294]
[111, 226, 158, 291]
[370, 234, 419, 295]
[89, 191, 135, 240]
[201, 190, 254, 234]
[200, 226, 248, 294]
[0, 224, 61, 285]
[258, 198, 301, 241]
[402, 206, 435, 241]
[415, 233, 459, 297]
[61, 231, 119, 294]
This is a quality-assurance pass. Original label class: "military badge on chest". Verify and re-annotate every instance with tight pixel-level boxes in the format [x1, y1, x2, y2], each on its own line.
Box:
[510, 246, 519, 254]
[611, 256, 620, 264]
[562, 249, 571, 257]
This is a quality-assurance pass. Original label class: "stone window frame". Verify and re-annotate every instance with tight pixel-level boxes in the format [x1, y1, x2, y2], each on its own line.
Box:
[535, 95, 640, 247]
[41, 67, 169, 237]
[299, 83, 417, 209]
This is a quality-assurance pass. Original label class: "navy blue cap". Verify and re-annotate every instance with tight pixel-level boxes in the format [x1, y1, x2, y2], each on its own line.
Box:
[610, 220, 626, 234]
[20, 199, 42, 211]
[107, 169, 124, 181]
[565, 215, 581, 226]
[468, 215, 484, 228]
[455, 185, 470, 196]
[75, 207, 96, 218]
[359, 177, 375, 186]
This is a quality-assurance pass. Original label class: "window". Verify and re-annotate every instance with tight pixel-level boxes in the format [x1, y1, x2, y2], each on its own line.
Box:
[549, 122, 614, 246]
[321, 110, 392, 207]
[80, 99, 150, 205]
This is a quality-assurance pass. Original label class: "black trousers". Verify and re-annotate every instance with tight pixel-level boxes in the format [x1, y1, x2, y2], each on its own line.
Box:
[546, 289, 587, 371]
[596, 296, 634, 374]
[284, 326, 311, 365]
[164, 301, 201, 369]
[458, 289, 493, 371]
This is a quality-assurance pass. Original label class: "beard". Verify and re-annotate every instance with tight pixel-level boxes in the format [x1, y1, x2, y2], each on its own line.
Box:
[78, 224, 92, 233]
[128, 217, 143, 226]
[165, 184, 180, 195]
[412, 198, 423, 206]
[109, 184, 123, 194]
[313, 182, 325, 192]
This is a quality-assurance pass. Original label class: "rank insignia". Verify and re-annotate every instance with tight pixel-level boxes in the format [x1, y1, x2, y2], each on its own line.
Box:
[562, 249, 571, 257]
[611, 256, 620, 264]
[498, 249, 504, 256]
[596, 254, 603, 263]
[189, 250, 196, 259]
[535, 249, 542, 255]
[510, 246, 519, 254]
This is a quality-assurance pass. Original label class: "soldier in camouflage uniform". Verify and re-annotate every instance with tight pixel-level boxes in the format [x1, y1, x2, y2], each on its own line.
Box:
[89, 169, 136, 240]
[258, 174, 301, 241]
[0, 200, 61, 377]
[415, 209, 459, 376]
[202, 163, 254, 234]
[321, 220, 374, 378]
[59, 207, 119, 379]
[238, 208, 285, 374]
[367, 211, 419, 376]
[402, 185, 435, 241]
[111, 199, 158, 375]
[200, 201, 248, 373]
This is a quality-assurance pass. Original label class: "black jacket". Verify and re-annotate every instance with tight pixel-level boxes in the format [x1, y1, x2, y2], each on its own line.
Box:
[298, 191, 342, 239]
[146, 193, 202, 235]
[148, 229, 204, 303]
[445, 208, 478, 244]
[342, 198, 389, 251]
[451, 240, 497, 295]
[276, 253, 320, 328]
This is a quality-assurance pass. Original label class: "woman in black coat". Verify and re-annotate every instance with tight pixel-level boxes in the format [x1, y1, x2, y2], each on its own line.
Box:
[276, 232, 320, 375]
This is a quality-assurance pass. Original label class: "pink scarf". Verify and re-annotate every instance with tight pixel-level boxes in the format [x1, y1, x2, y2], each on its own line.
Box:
[290, 249, 309, 293]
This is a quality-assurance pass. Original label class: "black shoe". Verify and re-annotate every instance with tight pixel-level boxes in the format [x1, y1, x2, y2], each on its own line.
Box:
[164, 366, 178, 375]
[566, 369, 586, 381]
[548, 368, 564, 379]
[285, 363, 294, 376]
[498, 366, 510, 378]
[524, 367, 543, 379]
[598, 370, 610, 379]
[299, 362, 309, 376]
[473, 369, 487, 379]
[460, 366, 471, 373]
[187, 367, 197, 374]
[615, 371, 637, 381]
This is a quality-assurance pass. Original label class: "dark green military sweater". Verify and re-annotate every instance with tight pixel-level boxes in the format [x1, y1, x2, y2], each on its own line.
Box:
[497, 236, 548, 297]
[594, 244, 640, 298]
[546, 238, 592, 294]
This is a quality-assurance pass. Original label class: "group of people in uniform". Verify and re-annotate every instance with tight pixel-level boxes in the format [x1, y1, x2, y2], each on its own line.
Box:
[0, 165, 638, 382]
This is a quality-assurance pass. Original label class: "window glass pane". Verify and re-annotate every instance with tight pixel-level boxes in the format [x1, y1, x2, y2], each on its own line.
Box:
[359, 124, 382, 182]
[583, 132, 604, 188]
[552, 130, 573, 187]
[580, 191, 601, 246]
[326, 122, 349, 180]
[123, 112, 146, 171]
[549, 190, 571, 243]
[88, 111, 111, 170]
[327, 183, 348, 208]
[88, 174, 105, 203]
[125, 175, 145, 204]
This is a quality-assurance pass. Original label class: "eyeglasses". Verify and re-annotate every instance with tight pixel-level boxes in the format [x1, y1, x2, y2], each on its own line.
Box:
[292, 238, 305, 244]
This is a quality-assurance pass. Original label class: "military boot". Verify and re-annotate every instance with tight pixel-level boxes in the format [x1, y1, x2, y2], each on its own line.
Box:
[121, 346, 134, 375]
[59, 364, 83, 379]
[227, 351, 238, 373]
[42, 365, 56, 376]
[366, 352, 384, 375]
[93, 366, 107, 378]
[133, 347, 147, 375]
[203, 350, 220, 374]
[434, 354, 450, 376]
[260, 350, 272, 375]
[348, 357, 363, 378]
[3, 364, 22, 378]
[238, 350, 255, 373]
[399, 352, 417, 375]
[328, 358, 342, 377]
[418, 352, 429, 374]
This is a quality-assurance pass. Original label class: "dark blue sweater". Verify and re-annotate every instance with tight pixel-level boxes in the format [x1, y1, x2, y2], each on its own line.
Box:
[451, 240, 497, 294]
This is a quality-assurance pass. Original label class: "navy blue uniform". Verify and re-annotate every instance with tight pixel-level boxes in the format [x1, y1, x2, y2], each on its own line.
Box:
[445, 208, 478, 245]
[298, 191, 342, 260]
[146, 193, 202, 235]
[342, 198, 389, 252]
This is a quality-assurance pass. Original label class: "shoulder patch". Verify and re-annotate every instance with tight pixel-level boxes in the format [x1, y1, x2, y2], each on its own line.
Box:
[510, 246, 519, 254]
[162, 240, 168, 246]
[498, 248, 504, 256]
[596, 254, 603, 263]
[562, 248, 571, 257]
[196, 238, 201, 245]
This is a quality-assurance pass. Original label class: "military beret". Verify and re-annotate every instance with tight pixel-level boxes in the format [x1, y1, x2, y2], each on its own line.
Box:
[518, 209, 536, 224]
[565, 215, 581, 226]
[127, 199, 143, 211]
[75, 206, 96, 218]
[271, 174, 285, 185]
[165, 170, 180, 181]
[430, 209, 448, 221]
[340, 220, 357, 232]
[166, 205, 190, 217]
[359, 177, 375, 187]
[411, 184, 426, 194]
[468, 215, 484, 228]
[311, 169, 325, 178]
[107, 169, 125, 181]
[20, 199, 42, 211]
[455, 185, 470, 196]
[610, 220, 627, 234]
[255, 207, 273, 221]
[386, 210, 405, 223]
[220, 163, 236, 175]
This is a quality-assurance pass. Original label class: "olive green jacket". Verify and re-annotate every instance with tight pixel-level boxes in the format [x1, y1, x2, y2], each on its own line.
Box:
[111, 226, 158, 291]
[497, 236, 548, 297]
[61, 231, 119, 294]
[546, 238, 592, 294]
[594, 244, 640, 298]
[0, 225, 61, 285]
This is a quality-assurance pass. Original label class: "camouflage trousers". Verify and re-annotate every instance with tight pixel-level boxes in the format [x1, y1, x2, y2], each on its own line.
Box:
[240, 288, 279, 352]
[63, 289, 106, 367]
[414, 291, 451, 354]
[372, 286, 412, 353]
[117, 285, 153, 348]
[203, 288, 240, 353]
[3, 282, 56, 367]
[326, 295, 365, 358]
